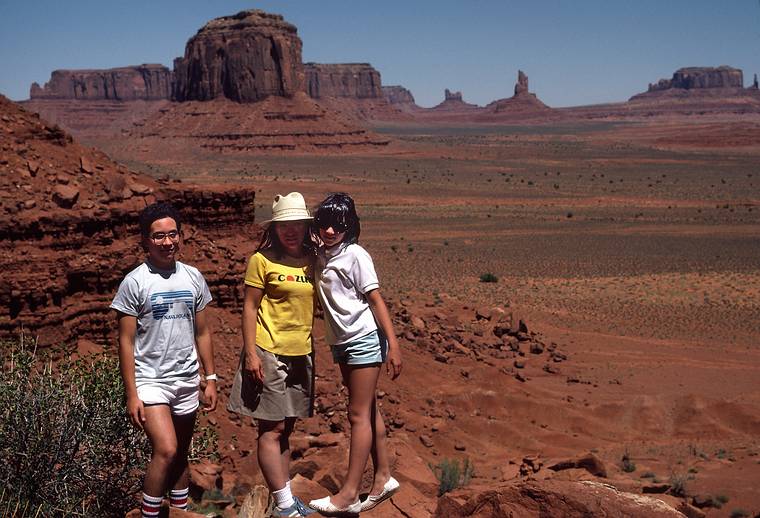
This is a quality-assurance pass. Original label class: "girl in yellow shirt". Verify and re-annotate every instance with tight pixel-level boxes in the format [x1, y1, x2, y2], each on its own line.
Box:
[228, 192, 316, 517]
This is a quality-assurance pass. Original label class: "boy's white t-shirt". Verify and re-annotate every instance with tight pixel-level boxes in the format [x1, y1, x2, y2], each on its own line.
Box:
[317, 243, 380, 345]
[110, 261, 212, 382]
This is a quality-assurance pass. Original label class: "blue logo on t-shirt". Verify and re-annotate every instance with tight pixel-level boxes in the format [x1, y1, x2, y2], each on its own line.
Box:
[150, 290, 194, 320]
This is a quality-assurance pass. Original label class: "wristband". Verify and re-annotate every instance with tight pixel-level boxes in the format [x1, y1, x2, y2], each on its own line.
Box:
[205, 373, 218, 381]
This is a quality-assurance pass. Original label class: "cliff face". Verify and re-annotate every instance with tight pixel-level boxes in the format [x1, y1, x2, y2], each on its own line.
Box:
[647, 66, 744, 92]
[29, 65, 172, 101]
[0, 95, 255, 347]
[304, 63, 382, 99]
[382, 85, 416, 106]
[173, 10, 304, 103]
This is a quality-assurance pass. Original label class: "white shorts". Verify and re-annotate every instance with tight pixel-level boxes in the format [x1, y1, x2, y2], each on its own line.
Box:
[137, 375, 200, 415]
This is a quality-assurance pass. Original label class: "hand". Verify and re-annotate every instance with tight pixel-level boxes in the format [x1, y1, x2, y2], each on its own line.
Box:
[386, 344, 402, 380]
[126, 394, 146, 429]
[203, 381, 218, 411]
[244, 350, 265, 383]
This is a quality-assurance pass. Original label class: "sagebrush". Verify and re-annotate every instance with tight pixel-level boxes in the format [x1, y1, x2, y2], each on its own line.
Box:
[0, 339, 149, 516]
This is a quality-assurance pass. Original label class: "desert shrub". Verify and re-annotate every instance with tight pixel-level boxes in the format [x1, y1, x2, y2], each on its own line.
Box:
[621, 450, 636, 473]
[431, 458, 474, 496]
[668, 471, 689, 497]
[716, 493, 730, 505]
[0, 339, 149, 516]
[479, 273, 498, 283]
[729, 510, 749, 518]
[640, 471, 656, 479]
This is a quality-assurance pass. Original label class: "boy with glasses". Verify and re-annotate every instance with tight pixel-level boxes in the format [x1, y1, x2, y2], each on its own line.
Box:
[111, 201, 217, 517]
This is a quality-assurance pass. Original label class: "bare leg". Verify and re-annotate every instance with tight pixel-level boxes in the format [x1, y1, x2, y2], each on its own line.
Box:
[257, 419, 293, 491]
[143, 405, 179, 496]
[166, 411, 197, 491]
[329, 363, 381, 508]
[368, 402, 392, 495]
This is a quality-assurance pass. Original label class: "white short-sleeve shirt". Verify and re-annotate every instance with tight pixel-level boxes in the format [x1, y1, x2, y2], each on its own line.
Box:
[317, 243, 380, 345]
[110, 261, 212, 382]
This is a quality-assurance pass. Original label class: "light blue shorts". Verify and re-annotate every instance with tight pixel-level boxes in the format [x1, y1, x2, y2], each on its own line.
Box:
[332, 330, 388, 365]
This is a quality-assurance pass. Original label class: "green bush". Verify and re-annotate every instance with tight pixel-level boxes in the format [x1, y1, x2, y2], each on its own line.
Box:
[621, 450, 636, 473]
[479, 273, 498, 283]
[431, 458, 474, 496]
[0, 339, 149, 516]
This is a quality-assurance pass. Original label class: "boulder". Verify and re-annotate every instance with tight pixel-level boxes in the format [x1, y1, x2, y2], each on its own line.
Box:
[173, 10, 304, 103]
[434, 480, 685, 517]
[52, 184, 79, 208]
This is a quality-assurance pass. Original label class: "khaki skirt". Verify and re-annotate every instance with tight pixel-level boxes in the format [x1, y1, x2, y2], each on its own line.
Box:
[227, 345, 314, 421]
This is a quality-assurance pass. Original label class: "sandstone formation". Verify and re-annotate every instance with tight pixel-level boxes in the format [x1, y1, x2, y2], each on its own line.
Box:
[646, 66, 743, 93]
[304, 63, 382, 99]
[21, 98, 169, 139]
[0, 95, 256, 346]
[431, 89, 480, 111]
[435, 480, 686, 517]
[382, 85, 417, 106]
[514, 70, 529, 95]
[485, 70, 551, 116]
[29, 65, 172, 101]
[172, 10, 304, 103]
[124, 92, 390, 154]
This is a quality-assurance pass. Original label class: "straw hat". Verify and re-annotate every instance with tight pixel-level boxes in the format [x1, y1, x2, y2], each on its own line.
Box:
[264, 192, 312, 223]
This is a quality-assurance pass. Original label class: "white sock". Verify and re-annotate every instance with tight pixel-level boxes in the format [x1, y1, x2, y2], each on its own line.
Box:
[272, 484, 295, 510]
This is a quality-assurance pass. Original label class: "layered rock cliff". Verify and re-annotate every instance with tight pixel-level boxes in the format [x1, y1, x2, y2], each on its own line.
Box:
[304, 63, 382, 99]
[646, 66, 743, 92]
[173, 10, 304, 103]
[29, 65, 172, 101]
[0, 95, 256, 347]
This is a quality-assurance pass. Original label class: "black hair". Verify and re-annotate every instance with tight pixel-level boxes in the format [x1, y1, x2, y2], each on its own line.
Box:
[313, 192, 360, 247]
[255, 221, 316, 259]
[139, 202, 181, 237]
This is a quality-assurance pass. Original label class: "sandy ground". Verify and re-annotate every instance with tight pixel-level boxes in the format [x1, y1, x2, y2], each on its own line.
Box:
[93, 116, 760, 515]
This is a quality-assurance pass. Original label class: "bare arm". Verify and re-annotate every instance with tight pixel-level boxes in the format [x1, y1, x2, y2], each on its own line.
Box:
[195, 309, 217, 411]
[116, 312, 145, 429]
[366, 289, 402, 379]
[242, 285, 266, 382]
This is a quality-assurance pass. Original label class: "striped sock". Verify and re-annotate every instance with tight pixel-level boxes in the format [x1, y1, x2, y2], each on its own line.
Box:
[141, 493, 162, 518]
[170, 487, 189, 510]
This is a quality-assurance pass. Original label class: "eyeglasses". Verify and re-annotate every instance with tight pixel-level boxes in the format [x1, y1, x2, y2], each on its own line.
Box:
[150, 231, 180, 243]
[314, 215, 348, 233]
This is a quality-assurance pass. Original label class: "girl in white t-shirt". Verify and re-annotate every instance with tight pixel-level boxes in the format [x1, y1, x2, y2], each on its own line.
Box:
[309, 193, 402, 515]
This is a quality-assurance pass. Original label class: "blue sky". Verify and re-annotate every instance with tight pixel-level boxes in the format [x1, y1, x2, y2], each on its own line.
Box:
[1, 1, 758, 107]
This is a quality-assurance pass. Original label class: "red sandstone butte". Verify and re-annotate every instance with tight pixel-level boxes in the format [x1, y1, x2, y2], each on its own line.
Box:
[172, 9, 304, 103]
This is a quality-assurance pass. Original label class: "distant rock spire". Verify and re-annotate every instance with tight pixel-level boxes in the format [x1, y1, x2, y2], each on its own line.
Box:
[514, 70, 529, 96]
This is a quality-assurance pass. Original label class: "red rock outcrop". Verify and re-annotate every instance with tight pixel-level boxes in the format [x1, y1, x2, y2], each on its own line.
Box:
[123, 93, 390, 154]
[29, 65, 172, 101]
[430, 89, 480, 111]
[172, 10, 304, 103]
[382, 85, 417, 107]
[484, 70, 551, 116]
[645, 66, 743, 93]
[0, 95, 256, 347]
[435, 480, 685, 517]
[304, 63, 382, 99]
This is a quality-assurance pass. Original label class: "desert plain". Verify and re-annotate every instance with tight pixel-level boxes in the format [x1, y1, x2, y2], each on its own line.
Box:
[89, 113, 760, 516]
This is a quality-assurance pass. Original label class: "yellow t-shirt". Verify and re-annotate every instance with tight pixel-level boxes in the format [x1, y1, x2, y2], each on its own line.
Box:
[244, 252, 314, 356]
